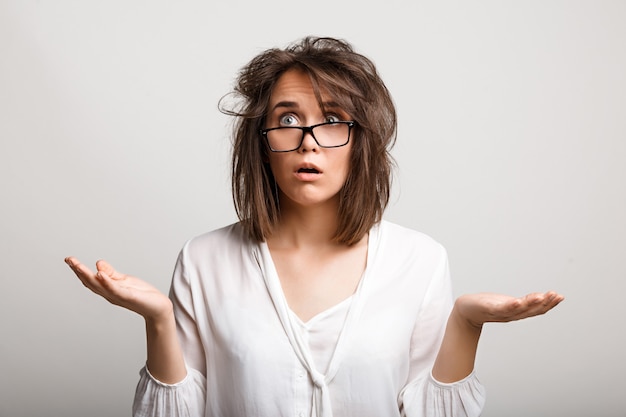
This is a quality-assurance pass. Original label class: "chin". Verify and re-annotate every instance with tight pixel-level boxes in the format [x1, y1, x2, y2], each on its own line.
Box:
[283, 191, 341, 209]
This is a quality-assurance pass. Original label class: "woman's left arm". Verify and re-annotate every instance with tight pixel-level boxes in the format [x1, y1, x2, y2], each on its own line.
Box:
[432, 291, 565, 383]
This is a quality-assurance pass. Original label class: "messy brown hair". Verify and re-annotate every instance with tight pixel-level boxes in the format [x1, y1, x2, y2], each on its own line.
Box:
[220, 36, 397, 245]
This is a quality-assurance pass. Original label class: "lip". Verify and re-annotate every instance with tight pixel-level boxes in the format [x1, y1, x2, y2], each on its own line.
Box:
[293, 162, 323, 181]
[295, 162, 323, 173]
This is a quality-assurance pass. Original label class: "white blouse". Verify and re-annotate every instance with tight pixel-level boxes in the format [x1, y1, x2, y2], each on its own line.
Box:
[132, 220, 486, 417]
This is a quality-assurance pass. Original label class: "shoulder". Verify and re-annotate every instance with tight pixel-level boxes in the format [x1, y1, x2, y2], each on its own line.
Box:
[378, 220, 445, 251]
[374, 220, 448, 266]
[180, 222, 254, 260]
[170, 223, 259, 296]
[186, 222, 248, 246]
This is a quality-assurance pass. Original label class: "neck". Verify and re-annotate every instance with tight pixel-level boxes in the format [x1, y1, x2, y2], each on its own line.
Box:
[269, 196, 341, 250]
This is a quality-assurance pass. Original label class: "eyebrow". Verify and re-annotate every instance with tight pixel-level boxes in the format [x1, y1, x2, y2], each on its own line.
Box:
[270, 101, 298, 112]
[269, 100, 342, 113]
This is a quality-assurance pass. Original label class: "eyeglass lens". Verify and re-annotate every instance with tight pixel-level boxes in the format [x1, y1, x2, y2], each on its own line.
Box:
[266, 123, 350, 151]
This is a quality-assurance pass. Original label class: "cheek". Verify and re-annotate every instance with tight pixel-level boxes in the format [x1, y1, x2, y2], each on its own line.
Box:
[336, 149, 353, 178]
[267, 156, 288, 181]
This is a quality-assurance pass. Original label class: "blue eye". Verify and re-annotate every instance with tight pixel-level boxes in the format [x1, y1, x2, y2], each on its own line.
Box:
[280, 114, 298, 126]
[325, 115, 341, 123]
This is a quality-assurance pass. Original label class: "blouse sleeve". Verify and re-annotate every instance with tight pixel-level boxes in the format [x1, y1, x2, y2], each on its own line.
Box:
[132, 243, 208, 417]
[399, 246, 486, 417]
[132, 366, 206, 417]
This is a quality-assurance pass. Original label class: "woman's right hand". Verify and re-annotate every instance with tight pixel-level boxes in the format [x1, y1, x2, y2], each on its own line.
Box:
[65, 256, 173, 322]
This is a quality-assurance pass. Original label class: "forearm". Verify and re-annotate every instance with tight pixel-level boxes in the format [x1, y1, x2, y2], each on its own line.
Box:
[432, 300, 482, 383]
[144, 306, 187, 384]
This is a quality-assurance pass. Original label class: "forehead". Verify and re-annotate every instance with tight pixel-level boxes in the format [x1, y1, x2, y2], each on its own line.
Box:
[268, 68, 344, 113]
[269, 69, 316, 102]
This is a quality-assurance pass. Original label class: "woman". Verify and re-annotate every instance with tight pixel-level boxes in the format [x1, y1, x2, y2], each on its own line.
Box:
[65, 36, 563, 417]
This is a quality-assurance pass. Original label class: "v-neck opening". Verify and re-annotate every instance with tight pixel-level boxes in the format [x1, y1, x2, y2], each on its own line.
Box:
[254, 222, 382, 389]
[290, 294, 354, 328]
[259, 230, 374, 325]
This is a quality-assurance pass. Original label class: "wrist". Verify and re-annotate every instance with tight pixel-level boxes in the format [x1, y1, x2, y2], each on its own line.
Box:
[432, 300, 483, 383]
[144, 301, 175, 328]
[452, 298, 484, 332]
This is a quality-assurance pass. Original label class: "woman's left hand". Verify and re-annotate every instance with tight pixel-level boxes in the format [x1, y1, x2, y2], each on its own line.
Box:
[433, 291, 565, 383]
[454, 291, 565, 329]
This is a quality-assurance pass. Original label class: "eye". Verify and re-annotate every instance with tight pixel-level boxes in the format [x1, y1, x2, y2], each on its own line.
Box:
[279, 114, 299, 126]
[324, 114, 342, 124]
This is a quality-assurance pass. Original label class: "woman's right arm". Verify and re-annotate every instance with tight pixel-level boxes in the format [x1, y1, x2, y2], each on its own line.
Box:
[65, 256, 187, 384]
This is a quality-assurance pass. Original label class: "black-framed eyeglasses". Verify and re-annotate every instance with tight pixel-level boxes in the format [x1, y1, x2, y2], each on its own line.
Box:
[260, 121, 356, 153]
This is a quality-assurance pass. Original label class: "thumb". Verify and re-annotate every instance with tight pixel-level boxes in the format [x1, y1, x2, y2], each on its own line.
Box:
[95, 259, 120, 279]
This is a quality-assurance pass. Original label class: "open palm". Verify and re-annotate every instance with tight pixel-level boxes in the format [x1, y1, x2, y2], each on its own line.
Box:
[65, 256, 172, 321]
[455, 291, 564, 328]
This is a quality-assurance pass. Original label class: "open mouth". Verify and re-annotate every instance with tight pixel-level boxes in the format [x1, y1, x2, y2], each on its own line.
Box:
[298, 167, 320, 174]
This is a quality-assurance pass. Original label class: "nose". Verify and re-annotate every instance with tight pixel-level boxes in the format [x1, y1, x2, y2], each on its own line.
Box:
[298, 130, 319, 153]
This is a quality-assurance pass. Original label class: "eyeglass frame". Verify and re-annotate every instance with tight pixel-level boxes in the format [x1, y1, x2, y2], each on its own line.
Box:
[259, 120, 356, 153]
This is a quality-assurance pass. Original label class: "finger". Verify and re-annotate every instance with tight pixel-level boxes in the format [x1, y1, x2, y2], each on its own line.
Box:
[65, 256, 84, 271]
[95, 271, 142, 311]
[515, 292, 553, 315]
[95, 259, 123, 280]
[497, 294, 545, 321]
[517, 292, 564, 319]
[65, 257, 95, 281]
[530, 291, 564, 311]
[95, 271, 124, 300]
[522, 292, 545, 306]
[545, 291, 565, 305]
[65, 257, 110, 296]
[67, 259, 100, 294]
[542, 291, 565, 311]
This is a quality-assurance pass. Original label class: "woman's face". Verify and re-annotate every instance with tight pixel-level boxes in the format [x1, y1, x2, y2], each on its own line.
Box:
[265, 69, 353, 210]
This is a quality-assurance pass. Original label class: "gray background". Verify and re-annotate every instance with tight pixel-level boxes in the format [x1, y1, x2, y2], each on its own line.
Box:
[1, 1, 625, 416]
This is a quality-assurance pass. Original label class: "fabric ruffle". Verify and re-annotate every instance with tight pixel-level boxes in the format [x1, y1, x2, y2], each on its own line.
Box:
[132, 366, 207, 417]
[400, 370, 486, 417]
